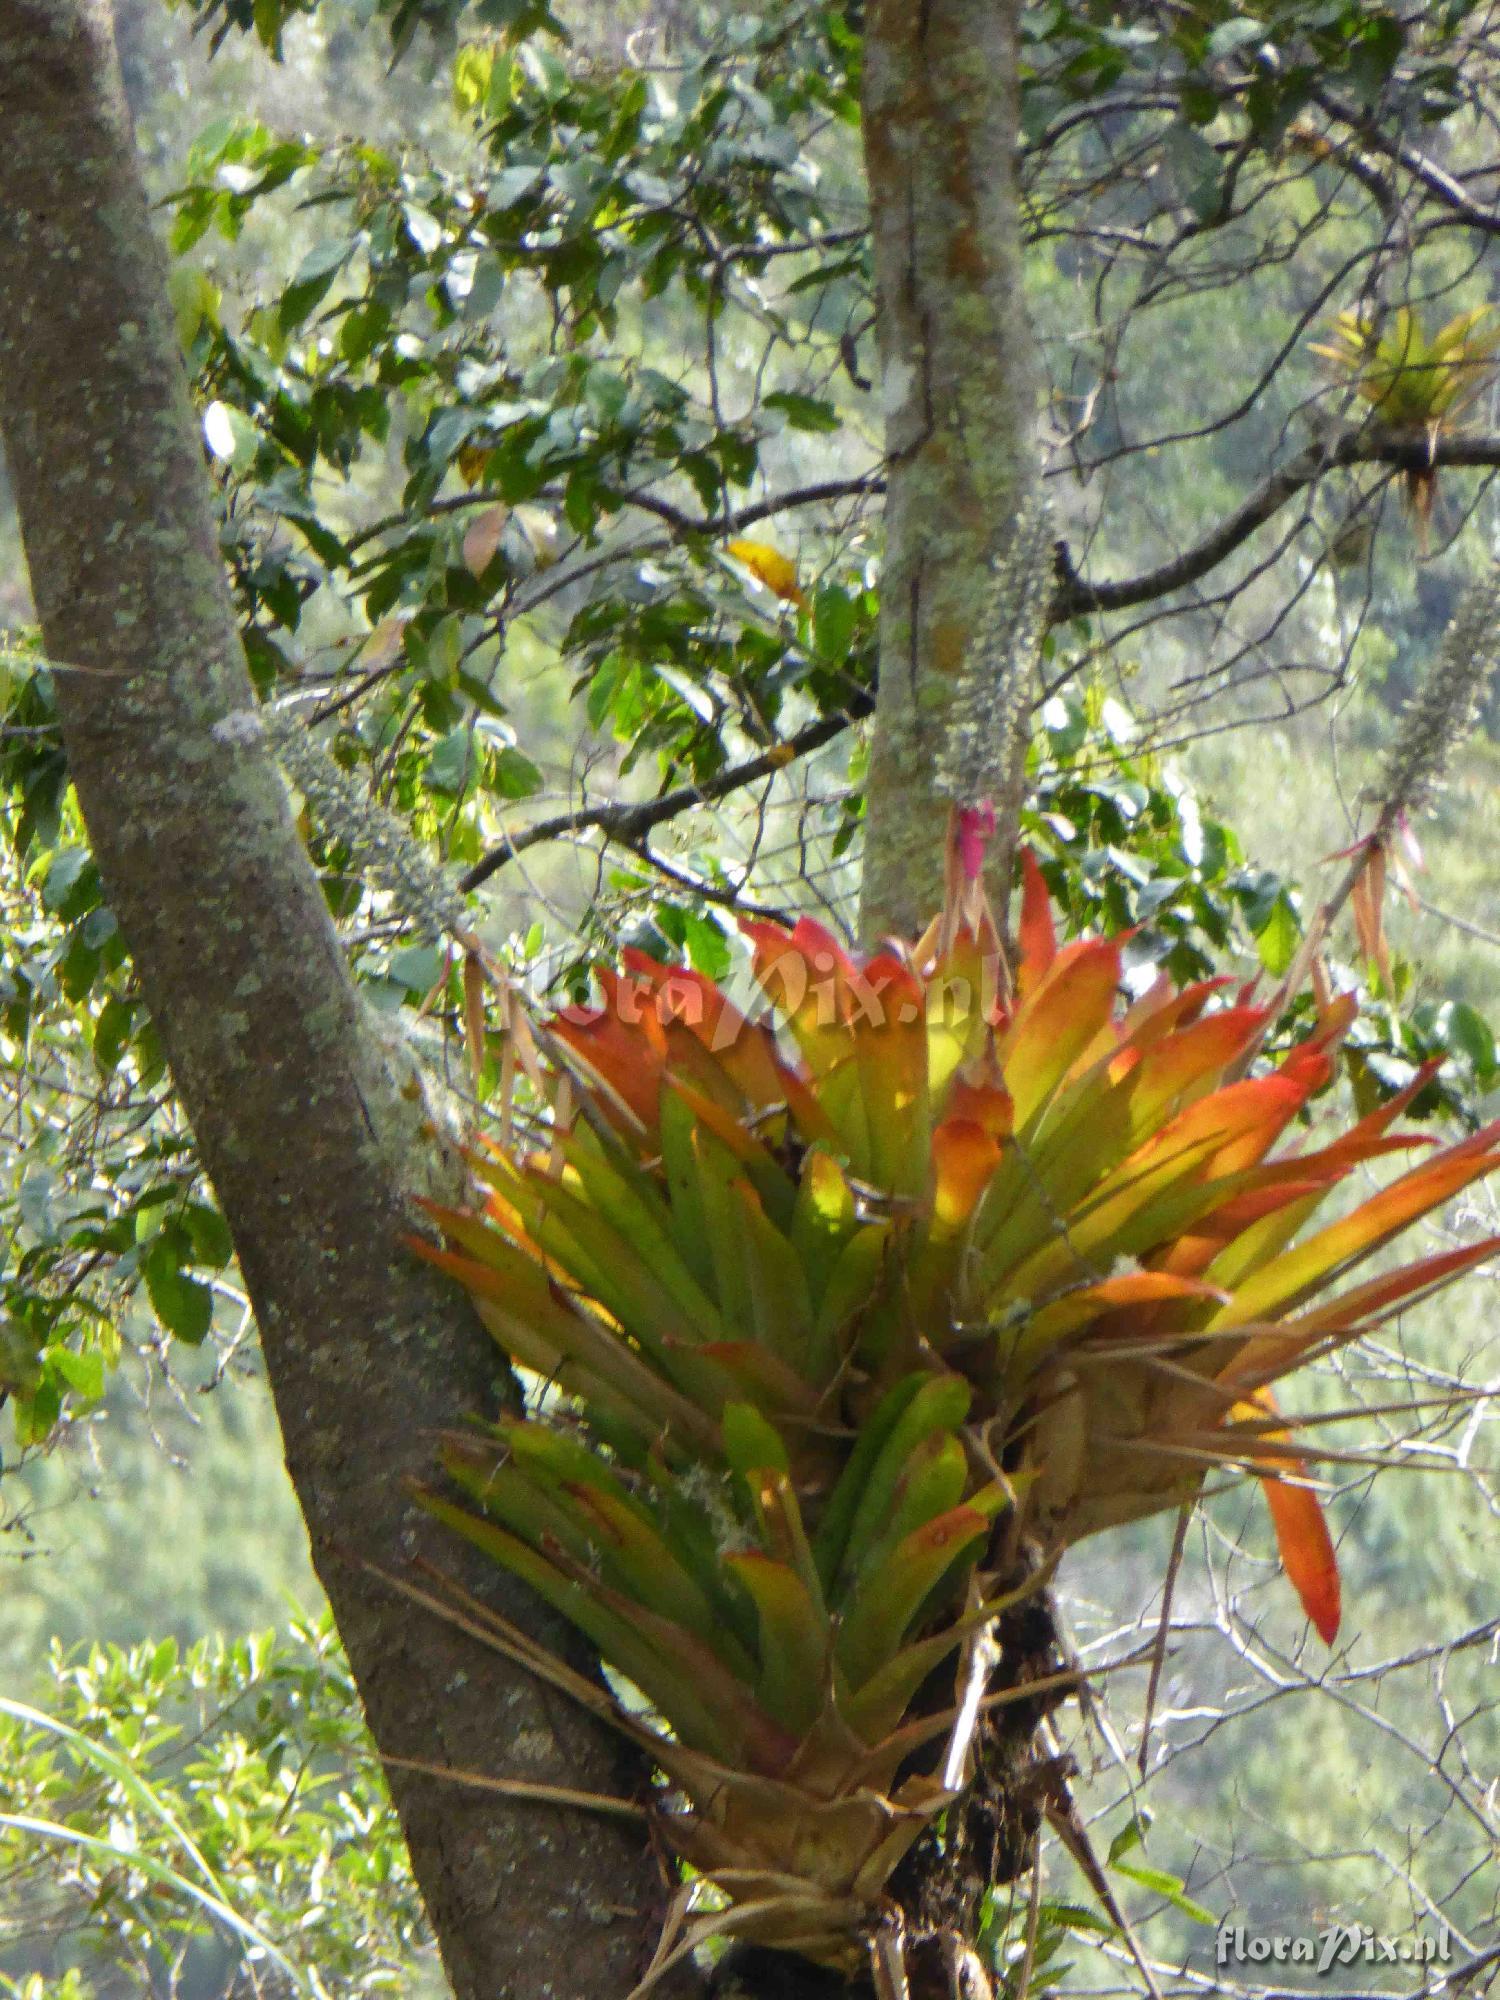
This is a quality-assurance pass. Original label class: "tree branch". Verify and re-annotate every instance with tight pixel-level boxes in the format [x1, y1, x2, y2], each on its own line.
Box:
[460, 423, 1500, 899]
[345, 475, 885, 563]
[459, 700, 869, 892]
[1309, 82, 1500, 236]
[1054, 429, 1500, 618]
[620, 475, 884, 539]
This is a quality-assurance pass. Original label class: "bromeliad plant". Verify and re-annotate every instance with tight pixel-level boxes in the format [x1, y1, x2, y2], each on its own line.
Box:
[1311, 303, 1500, 524]
[412, 843, 1500, 1984]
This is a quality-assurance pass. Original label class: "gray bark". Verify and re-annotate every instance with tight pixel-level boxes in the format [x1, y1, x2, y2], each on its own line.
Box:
[0, 7, 671, 1997]
[858, 0, 1037, 941]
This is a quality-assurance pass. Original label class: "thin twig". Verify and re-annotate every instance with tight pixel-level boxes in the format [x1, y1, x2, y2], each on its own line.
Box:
[1137, 1506, 1190, 1778]
[458, 700, 869, 892]
[376, 1751, 646, 1819]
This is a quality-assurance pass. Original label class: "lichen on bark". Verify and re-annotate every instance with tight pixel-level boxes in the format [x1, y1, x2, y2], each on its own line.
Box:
[858, 0, 1037, 942]
[0, 7, 678, 1997]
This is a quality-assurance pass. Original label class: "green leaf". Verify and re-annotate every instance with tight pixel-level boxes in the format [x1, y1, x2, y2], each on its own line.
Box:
[185, 1202, 236, 1269]
[834, 1493, 999, 1686]
[203, 401, 260, 472]
[836, 1376, 976, 1576]
[13, 1375, 61, 1444]
[92, 994, 136, 1074]
[1253, 891, 1300, 976]
[723, 1400, 790, 1477]
[493, 745, 543, 797]
[722, 1552, 828, 1734]
[681, 910, 731, 981]
[279, 237, 351, 333]
[763, 390, 840, 433]
[426, 727, 477, 797]
[251, 0, 286, 51]
[39, 846, 92, 914]
[453, 42, 496, 115]
[1161, 122, 1224, 221]
[812, 583, 857, 665]
[0, 1317, 41, 1395]
[812, 1370, 926, 1586]
[1107, 1812, 1151, 1864]
[1446, 1000, 1496, 1078]
[1114, 1860, 1217, 1925]
[45, 1345, 105, 1402]
[143, 1238, 215, 1344]
[17, 1170, 58, 1243]
[389, 944, 444, 995]
[1206, 19, 1265, 59]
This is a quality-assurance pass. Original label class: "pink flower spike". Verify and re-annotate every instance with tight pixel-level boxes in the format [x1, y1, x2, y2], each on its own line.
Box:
[1397, 811, 1425, 873]
[956, 801, 997, 883]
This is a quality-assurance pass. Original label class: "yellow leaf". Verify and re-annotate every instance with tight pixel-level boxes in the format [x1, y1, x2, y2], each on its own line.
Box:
[725, 538, 806, 607]
[361, 614, 410, 669]
[456, 442, 493, 487]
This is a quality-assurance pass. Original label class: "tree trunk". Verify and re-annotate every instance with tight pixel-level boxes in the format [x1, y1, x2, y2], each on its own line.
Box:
[0, 8, 675, 1997]
[858, 0, 1036, 942]
[848, 13, 1066, 1987]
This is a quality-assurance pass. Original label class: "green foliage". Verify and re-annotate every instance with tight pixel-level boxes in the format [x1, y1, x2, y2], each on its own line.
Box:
[1025, 686, 1492, 1124]
[1022, 2, 1479, 152]
[187, 0, 561, 61]
[1, 1350, 319, 1688]
[1311, 305, 1500, 432]
[0, 1616, 435, 1997]
[156, 6, 866, 860]
[0, 627, 1489, 1454]
[0, 666, 237, 1441]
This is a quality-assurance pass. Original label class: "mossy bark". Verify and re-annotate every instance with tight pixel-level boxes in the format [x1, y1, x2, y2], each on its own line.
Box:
[858, 0, 1036, 942]
[0, 7, 677, 1997]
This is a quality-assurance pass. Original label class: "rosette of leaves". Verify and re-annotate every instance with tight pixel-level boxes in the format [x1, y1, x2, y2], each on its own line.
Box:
[413, 858, 1499, 1979]
[1311, 303, 1500, 522]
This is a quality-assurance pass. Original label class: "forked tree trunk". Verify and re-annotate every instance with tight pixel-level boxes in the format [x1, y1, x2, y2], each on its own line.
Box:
[0, 8, 677, 1998]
